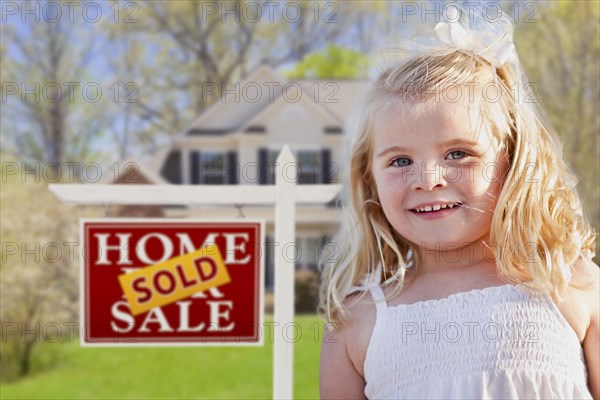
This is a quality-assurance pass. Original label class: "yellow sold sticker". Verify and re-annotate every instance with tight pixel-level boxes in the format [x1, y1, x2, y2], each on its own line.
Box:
[118, 244, 231, 316]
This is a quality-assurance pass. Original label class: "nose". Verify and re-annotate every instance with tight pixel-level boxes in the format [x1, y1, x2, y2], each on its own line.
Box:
[412, 161, 447, 191]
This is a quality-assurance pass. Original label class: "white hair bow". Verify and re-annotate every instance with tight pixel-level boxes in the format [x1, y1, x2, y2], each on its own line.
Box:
[434, 5, 518, 68]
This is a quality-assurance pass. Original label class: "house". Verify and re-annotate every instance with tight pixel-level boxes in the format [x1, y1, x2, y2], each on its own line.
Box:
[116, 65, 370, 290]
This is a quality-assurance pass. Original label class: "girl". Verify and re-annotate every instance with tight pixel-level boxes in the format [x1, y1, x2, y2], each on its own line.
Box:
[319, 4, 599, 399]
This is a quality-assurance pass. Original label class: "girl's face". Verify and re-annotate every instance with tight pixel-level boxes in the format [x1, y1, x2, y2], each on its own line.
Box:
[370, 100, 508, 250]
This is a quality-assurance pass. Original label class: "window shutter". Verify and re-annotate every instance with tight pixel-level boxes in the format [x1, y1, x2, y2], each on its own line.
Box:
[265, 236, 274, 289]
[160, 150, 182, 184]
[226, 151, 238, 184]
[319, 235, 330, 268]
[191, 151, 201, 184]
[320, 149, 331, 184]
[258, 148, 268, 185]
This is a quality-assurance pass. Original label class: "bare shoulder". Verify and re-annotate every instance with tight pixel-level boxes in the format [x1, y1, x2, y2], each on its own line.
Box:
[319, 291, 378, 399]
[573, 257, 600, 399]
[575, 257, 600, 331]
[575, 256, 600, 308]
[337, 291, 378, 375]
[552, 256, 600, 342]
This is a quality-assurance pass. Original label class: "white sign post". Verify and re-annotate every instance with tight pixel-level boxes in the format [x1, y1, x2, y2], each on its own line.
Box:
[273, 146, 296, 399]
[49, 145, 340, 400]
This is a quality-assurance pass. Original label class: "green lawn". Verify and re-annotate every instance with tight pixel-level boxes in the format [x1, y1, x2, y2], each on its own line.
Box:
[1, 316, 323, 400]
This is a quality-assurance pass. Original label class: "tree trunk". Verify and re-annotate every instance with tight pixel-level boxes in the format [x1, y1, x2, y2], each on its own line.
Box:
[19, 340, 35, 377]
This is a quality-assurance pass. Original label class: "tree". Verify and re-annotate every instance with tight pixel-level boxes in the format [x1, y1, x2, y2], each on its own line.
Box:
[285, 44, 370, 79]
[0, 160, 85, 379]
[104, 0, 262, 143]
[100, 0, 389, 154]
[1, 2, 108, 166]
[515, 0, 600, 252]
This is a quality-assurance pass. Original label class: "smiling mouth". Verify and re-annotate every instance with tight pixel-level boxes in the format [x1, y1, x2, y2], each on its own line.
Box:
[411, 202, 463, 213]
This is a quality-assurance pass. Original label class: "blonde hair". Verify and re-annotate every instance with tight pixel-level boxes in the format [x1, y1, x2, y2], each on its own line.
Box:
[318, 49, 596, 325]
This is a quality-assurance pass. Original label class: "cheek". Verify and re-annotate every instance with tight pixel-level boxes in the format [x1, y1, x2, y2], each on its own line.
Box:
[480, 158, 508, 195]
[459, 163, 505, 205]
[475, 146, 509, 195]
[373, 173, 409, 213]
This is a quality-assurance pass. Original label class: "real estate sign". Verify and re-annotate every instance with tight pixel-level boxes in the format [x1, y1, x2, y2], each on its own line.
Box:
[80, 219, 264, 346]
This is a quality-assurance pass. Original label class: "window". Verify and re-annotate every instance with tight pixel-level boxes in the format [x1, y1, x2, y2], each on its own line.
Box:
[296, 236, 323, 270]
[191, 151, 237, 184]
[245, 125, 266, 133]
[260, 148, 333, 184]
[201, 152, 225, 184]
[297, 151, 320, 184]
[324, 126, 342, 134]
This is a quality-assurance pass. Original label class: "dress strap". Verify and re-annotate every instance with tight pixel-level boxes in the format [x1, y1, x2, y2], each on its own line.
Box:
[368, 284, 388, 313]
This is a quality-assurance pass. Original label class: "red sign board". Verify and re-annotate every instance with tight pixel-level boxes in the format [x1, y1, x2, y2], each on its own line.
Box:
[80, 219, 264, 346]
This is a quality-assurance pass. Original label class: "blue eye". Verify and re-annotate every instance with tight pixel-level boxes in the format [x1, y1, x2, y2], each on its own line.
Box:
[447, 150, 467, 160]
[391, 157, 413, 167]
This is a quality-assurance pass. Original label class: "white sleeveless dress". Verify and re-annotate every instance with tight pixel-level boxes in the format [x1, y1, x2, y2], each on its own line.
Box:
[364, 284, 592, 399]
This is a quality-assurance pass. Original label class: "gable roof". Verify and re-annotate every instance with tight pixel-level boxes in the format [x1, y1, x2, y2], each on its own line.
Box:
[296, 80, 371, 122]
[101, 157, 169, 185]
[177, 65, 284, 136]
[177, 66, 371, 138]
[145, 67, 371, 174]
[240, 82, 343, 131]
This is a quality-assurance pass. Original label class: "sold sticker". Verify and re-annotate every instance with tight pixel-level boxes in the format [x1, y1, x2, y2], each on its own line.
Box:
[118, 244, 231, 316]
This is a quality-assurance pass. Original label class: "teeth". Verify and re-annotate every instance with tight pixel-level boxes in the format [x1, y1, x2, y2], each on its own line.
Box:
[415, 203, 459, 213]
